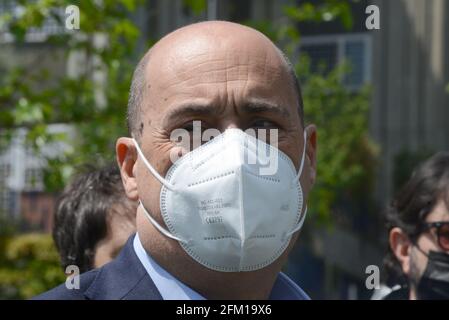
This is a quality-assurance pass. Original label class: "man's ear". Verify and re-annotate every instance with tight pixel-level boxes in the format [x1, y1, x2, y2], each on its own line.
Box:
[305, 124, 317, 187]
[389, 227, 412, 275]
[116, 137, 139, 201]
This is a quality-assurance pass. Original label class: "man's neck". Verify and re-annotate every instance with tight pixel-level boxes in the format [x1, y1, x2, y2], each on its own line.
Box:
[139, 230, 284, 300]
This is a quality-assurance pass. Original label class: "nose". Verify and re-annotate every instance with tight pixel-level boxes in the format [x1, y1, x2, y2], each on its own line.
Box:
[220, 119, 241, 132]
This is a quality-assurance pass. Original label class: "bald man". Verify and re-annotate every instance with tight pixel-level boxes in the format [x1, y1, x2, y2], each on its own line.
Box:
[35, 21, 317, 300]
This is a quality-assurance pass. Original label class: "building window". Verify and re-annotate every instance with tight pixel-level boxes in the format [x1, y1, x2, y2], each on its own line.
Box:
[344, 40, 366, 87]
[300, 33, 371, 89]
[301, 43, 338, 75]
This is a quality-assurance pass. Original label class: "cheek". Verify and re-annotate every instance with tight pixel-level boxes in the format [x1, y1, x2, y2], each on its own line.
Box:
[136, 164, 163, 218]
[136, 141, 172, 187]
[136, 161, 161, 197]
[278, 139, 301, 172]
[135, 148, 175, 220]
[417, 233, 440, 253]
[409, 248, 427, 280]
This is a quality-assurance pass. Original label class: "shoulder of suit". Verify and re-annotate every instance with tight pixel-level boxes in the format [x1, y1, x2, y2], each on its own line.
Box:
[32, 268, 100, 300]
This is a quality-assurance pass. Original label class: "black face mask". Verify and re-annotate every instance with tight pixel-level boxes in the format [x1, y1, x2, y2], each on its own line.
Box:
[417, 250, 449, 300]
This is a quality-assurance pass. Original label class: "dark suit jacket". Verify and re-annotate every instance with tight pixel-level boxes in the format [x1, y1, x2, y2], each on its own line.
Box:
[34, 235, 162, 300]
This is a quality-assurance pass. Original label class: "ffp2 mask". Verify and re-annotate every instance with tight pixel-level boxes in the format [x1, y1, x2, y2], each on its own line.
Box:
[133, 128, 308, 272]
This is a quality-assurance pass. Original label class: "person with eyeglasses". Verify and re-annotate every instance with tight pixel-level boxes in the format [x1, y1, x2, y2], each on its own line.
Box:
[382, 152, 449, 299]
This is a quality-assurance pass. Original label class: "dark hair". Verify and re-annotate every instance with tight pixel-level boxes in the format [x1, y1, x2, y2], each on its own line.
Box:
[126, 43, 304, 140]
[384, 152, 449, 286]
[52, 163, 134, 273]
[127, 50, 151, 140]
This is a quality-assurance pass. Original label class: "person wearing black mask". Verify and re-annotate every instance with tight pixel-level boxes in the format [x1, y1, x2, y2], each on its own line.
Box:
[384, 152, 449, 300]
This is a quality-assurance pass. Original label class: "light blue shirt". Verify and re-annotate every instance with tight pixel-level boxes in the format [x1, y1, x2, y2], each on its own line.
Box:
[133, 233, 310, 300]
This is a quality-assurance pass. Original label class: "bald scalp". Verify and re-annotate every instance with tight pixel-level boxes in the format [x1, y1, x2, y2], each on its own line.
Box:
[127, 21, 304, 139]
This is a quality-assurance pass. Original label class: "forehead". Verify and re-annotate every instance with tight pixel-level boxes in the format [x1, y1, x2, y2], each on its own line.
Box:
[426, 198, 449, 222]
[145, 33, 296, 109]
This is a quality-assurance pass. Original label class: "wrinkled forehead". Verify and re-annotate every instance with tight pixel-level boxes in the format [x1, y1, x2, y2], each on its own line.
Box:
[147, 32, 290, 93]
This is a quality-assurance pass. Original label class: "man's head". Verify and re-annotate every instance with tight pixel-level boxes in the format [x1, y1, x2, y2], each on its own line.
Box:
[116, 21, 317, 296]
[126, 24, 305, 142]
[53, 164, 137, 273]
[385, 152, 449, 299]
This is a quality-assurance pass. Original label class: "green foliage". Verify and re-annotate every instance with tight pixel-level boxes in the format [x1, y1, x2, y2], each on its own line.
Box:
[284, 0, 353, 29]
[0, 0, 143, 191]
[182, 0, 207, 16]
[299, 59, 378, 223]
[0, 0, 378, 223]
[1, 2, 146, 297]
[246, 0, 353, 56]
[0, 233, 65, 299]
[0, 0, 379, 298]
[0, 0, 378, 222]
[247, 1, 378, 225]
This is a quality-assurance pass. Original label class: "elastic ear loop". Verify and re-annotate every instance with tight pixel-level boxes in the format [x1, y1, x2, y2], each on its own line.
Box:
[133, 139, 189, 244]
[284, 130, 308, 240]
[139, 201, 190, 245]
[132, 138, 176, 191]
[293, 131, 307, 183]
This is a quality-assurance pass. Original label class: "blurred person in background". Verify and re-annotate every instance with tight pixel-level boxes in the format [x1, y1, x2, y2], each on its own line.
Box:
[383, 152, 449, 299]
[53, 163, 137, 273]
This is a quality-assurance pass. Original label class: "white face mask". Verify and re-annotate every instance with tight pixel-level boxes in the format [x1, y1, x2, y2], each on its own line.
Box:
[133, 128, 308, 272]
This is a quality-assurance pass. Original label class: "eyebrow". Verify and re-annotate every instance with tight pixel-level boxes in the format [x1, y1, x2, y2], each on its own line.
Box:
[241, 100, 291, 119]
[162, 103, 219, 127]
[162, 100, 291, 128]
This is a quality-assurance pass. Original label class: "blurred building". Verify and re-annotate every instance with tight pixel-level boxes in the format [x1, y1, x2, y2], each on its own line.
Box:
[0, 0, 69, 230]
[0, 131, 45, 220]
[0, 126, 71, 231]
[371, 0, 449, 201]
[0, 0, 448, 299]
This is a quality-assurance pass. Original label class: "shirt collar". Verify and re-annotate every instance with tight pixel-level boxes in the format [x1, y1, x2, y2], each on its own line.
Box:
[133, 233, 205, 300]
[133, 233, 309, 300]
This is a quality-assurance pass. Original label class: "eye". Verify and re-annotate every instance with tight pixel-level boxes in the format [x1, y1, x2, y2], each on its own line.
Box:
[182, 124, 193, 132]
[179, 120, 204, 132]
[250, 119, 279, 130]
[181, 121, 195, 132]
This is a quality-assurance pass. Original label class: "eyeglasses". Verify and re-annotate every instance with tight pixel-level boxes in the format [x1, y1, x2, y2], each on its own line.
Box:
[421, 221, 449, 251]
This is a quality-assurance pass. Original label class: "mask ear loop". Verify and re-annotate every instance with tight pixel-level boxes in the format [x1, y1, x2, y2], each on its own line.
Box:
[293, 131, 308, 183]
[139, 201, 191, 245]
[132, 138, 176, 191]
[284, 130, 308, 241]
[413, 243, 430, 258]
